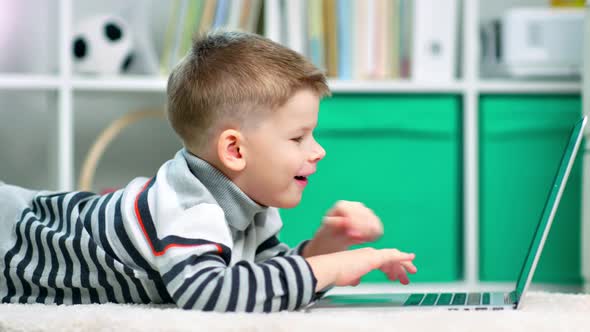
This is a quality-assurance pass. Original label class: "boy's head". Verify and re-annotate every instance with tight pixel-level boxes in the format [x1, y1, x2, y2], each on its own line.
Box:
[166, 31, 330, 208]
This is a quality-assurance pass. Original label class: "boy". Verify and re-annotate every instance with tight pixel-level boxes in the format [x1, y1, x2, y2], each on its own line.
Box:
[0, 31, 416, 312]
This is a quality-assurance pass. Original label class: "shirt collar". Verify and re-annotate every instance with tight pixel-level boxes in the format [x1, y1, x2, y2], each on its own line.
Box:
[181, 149, 266, 231]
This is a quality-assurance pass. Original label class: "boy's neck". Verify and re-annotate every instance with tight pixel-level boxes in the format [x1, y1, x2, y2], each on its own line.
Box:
[182, 149, 265, 231]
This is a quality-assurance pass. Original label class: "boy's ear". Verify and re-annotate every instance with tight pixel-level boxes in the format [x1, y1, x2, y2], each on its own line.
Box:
[217, 129, 246, 172]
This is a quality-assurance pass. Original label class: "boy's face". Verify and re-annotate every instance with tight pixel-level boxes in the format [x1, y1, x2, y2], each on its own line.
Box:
[238, 89, 326, 208]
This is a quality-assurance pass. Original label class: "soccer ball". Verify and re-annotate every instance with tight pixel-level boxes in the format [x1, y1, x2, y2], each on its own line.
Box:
[72, 15, 134, 75]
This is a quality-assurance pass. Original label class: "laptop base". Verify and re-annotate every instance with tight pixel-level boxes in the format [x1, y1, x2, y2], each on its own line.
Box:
[307, 291, 517, 311]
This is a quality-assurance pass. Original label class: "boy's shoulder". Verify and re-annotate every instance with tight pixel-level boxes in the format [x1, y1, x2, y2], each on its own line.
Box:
[117, 149, 219, 214]
[128, 148, 282, 228]
[117, 149, 233, 246]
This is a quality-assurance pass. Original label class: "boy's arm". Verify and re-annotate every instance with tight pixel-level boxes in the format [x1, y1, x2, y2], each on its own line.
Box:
[305, 248, 417, 291]
[157, 241, 318, 312]
[304, 201, 387, 257]
[158, 240, 417, 313]
[147, 204, 318, 313]
[254, 235, 311, 262]
[256, 201, 387, 261]
[140, 198, 413, 312]
[252, 208, 313, 262]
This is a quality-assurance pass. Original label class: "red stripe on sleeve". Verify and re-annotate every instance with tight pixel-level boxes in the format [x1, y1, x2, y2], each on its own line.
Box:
[133, 179, 223, 257]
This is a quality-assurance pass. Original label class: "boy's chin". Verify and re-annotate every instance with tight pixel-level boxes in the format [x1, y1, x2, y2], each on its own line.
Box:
[251, 190, 303, 209]
[271, 196, 302, 209]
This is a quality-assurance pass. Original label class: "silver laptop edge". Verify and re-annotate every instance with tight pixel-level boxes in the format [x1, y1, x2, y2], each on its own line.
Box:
[515, 115, 587, 309]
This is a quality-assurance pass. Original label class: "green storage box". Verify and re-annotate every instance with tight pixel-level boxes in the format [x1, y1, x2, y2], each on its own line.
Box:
[479, 95, 582, 284]
[279, 94, 463, 282]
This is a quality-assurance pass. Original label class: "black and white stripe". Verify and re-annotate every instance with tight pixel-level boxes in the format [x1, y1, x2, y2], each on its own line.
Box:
[1, 191, 171, 305]
[0, 189, 318, 312]
[160, 253, 316, 312]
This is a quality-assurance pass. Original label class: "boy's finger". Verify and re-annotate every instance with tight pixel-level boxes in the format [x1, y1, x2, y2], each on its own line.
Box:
[385, 267, 399, 281]
[322, 216, 348, 229]
[379, 262, 393, 275]
[374, 249, 415, 267]
[398, 272, 410, 285]
[348, 229, 381, 242]
[401, 261, 418, 274]
[392, 264, 410, 284]
[346, 230, 365, 239]
[384, 250, 415, 261]
[385, 271, 398, 281]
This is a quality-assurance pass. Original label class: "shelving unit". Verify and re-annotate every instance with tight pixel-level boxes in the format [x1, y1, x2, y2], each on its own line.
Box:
[0, 0, 583, 288]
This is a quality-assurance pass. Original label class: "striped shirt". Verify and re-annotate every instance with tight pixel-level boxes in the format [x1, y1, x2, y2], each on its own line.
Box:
[0, 149, 319, 312]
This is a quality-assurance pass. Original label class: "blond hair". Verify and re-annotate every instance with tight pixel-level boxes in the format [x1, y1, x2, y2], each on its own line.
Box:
[166, 30, 331, 153]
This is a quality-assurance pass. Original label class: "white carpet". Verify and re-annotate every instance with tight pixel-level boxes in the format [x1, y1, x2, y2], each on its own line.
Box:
[1, 291, 589, 332]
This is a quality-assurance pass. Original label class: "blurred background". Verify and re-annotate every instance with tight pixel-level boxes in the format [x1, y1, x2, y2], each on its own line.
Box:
[0, 0, 588, 293]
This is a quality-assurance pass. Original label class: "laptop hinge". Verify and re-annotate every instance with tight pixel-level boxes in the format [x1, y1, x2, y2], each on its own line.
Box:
[506, 290, 518, 305]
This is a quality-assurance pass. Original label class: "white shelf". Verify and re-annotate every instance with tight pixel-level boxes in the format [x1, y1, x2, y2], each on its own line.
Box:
[0, 74, 60, 90]
[478, 80, 582, 93]
[72, 76, 167, 92]
[0, 73, 582, 94]
[327, 79, 466, 93]
[72, 77, 466, 93]
[0, 75, 581, 94]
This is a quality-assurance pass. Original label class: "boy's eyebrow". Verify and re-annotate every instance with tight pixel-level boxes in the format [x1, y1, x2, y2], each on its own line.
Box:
[298, 124, 317, 131]
[289, 126, 314, 134]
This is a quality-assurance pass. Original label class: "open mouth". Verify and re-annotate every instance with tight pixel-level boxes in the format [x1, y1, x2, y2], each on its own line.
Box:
[294, 176, 309, 187]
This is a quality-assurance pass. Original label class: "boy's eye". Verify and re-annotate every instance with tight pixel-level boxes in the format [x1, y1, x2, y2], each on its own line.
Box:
[291, 136, 304, 143]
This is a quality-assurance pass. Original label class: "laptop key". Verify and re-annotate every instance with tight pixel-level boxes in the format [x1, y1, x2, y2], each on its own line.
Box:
[451, 293, 467, 305]
[467, 293, 481, 306]
[482, 293, 491, 305]
[436, 293, 452, 305]
[421, 293, 438, 306]
[403, 293, 425, 306]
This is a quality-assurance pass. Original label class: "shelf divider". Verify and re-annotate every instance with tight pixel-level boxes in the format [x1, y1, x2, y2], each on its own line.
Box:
[57, 0, 74, 191]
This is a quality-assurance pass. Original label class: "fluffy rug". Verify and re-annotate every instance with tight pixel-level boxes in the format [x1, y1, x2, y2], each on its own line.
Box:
[1, 291, 589, 332]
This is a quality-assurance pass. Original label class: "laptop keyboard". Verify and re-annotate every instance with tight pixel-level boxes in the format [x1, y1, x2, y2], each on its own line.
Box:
[403, 292, 491, 306]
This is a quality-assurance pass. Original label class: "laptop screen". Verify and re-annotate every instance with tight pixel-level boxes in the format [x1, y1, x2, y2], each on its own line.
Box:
[513, 116, 586, 302]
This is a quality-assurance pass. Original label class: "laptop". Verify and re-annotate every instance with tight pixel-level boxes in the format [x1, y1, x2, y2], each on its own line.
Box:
[308, 115, 587, 311]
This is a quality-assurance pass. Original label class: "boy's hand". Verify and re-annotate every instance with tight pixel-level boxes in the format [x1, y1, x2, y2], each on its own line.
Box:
[303, 201, 384, 257]
[306, 248, 417, 291]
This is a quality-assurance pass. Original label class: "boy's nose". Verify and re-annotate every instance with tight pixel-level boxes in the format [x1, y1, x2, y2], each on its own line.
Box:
[310, 141, 326, 163]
